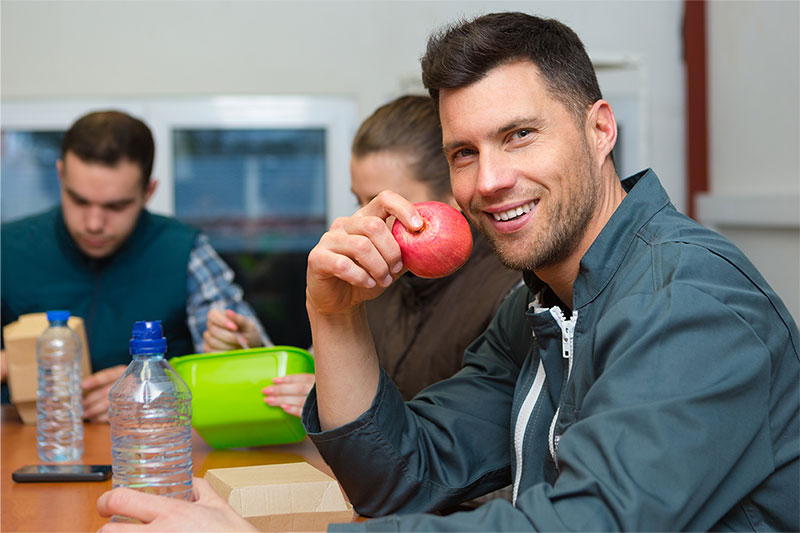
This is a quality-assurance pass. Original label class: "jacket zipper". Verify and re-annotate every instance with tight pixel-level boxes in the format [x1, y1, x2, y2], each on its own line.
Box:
[548, 307, 577, 470]
[512, 302, 577, 505]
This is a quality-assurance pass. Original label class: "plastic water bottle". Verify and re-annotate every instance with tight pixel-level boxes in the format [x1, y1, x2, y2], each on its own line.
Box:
[108, 320, 193, 507]
[36, 310, 84, 462]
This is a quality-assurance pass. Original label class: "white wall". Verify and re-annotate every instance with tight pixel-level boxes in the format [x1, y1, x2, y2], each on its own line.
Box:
[1, 0, 686, 208]
[701, 0, 800, 321]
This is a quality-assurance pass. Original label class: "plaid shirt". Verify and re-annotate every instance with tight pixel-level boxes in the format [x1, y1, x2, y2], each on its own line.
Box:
[186, 234, 272, 351]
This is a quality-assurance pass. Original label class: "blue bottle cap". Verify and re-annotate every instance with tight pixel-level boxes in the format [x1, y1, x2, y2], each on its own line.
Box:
[46, 310, 70, 322]
[129, 320, 167, 355]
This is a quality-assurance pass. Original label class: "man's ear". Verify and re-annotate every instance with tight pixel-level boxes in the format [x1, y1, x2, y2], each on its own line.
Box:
[56, 159, 64, 183]
[144, 178, 158, 204]
[586, 100, 618, 166]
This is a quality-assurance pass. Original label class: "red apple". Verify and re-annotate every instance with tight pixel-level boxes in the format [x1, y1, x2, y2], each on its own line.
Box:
[391, 201, 473, 279]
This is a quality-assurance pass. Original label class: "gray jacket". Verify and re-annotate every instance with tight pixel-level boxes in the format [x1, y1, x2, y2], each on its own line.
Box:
[304, 169, 800, 531]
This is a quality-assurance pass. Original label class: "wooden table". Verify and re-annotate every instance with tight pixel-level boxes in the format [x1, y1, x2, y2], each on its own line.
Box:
[1, 405, 346, 532]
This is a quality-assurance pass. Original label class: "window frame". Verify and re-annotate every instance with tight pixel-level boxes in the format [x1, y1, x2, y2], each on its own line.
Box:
[0, 96, 358, 223]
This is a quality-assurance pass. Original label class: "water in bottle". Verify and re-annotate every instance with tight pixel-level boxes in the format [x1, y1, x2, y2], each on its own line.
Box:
[36, 309, 84, 462]
[108, 320, 193, 505]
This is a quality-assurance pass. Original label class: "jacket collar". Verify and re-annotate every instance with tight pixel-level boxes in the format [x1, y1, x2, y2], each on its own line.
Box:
[523, 169, 671, 310]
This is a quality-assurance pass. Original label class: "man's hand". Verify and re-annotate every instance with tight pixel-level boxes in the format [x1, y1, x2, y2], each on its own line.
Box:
[306, 190, 421, 317]
[97, 476, 256, 532]
[203, 308, 264, 353]
[263, 373, 316, 417]
[81, 365, 126, 423]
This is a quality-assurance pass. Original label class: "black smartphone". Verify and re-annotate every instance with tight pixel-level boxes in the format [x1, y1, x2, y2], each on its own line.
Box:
[12, 464, 112, 483]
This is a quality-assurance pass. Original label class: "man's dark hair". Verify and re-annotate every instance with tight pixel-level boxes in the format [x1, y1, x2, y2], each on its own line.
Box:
[352, 94, 451, 201]
[421, 12, 603, 123]
[61, 110, 155, 187]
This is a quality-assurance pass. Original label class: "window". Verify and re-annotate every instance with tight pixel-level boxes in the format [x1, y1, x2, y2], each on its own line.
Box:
[173, 128, 327, 253]
[1, 130, 63, 222]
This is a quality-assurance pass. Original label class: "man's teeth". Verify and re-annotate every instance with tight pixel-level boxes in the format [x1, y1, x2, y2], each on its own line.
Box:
[492, 201, 536, 222]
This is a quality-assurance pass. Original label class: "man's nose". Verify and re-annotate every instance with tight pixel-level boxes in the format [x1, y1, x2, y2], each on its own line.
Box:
[84, 206, 105, 233]
[476, 151, 515, 196]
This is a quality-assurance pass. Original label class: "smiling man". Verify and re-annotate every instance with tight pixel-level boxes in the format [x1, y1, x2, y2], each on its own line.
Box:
[94, 12, 799, 533]
[298, 12, 799, 532]
[1, 110, 270, 422]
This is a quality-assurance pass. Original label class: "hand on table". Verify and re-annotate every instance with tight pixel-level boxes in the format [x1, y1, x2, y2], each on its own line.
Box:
[262, 373, 316, 417]
[97, 476, 256, 532]
[203, 308, 263, 353]
[82, 365, 126, 423]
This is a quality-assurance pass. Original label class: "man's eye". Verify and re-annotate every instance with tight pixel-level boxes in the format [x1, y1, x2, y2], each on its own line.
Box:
[514, 129, 532, 139]
[453, 148, 476, 160]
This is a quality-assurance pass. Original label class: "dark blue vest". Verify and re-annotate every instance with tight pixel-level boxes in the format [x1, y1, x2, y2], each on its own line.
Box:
[2, 207, 200, 372]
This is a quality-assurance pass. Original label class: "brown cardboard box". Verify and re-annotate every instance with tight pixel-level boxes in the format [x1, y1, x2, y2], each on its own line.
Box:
[204, 462, 355, 532]
[3, 313, 92, 424]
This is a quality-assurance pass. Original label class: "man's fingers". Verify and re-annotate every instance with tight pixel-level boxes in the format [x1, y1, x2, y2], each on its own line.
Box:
[82, 365, 125, 391]
[97, 487, 173, 523]
[357, 190, 423, 231]
[314, 230, 399, 288]
[89, 411, 109, 424]
[192, 477, 223, 505]
[97, 521, 150, 532]
[83, 382, 111, 406]
[84, 402, 110, 422]
[83, 394, 111, 421]
[335, 214, 404, 269]
[308, 244, 382, 290]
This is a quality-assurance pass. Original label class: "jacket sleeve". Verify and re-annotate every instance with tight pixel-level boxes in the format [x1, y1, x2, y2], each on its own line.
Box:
[303, 287, 532, 518]
[328, 280, 792, 532]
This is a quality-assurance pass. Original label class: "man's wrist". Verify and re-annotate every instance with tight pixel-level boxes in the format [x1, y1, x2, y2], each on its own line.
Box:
[306, 298, 367, 331]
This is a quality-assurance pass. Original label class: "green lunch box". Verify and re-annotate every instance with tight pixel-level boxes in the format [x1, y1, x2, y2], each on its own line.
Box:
[170, 346, 315, 449]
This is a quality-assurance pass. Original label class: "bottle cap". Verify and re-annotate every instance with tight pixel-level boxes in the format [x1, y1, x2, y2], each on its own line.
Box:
[129, 320, 167, 355]
[46, 310, 70, 322]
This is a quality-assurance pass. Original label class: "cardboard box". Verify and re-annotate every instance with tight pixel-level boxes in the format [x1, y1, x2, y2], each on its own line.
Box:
[204, 462, 355, 532]
[3, 313, 92, 424]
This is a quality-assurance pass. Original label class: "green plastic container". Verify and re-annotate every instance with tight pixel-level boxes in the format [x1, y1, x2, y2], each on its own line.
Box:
[170, 346, 314, 449]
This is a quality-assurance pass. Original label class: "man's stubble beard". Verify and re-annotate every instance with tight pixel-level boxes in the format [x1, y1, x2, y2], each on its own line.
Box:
[477, 145, 601, 272]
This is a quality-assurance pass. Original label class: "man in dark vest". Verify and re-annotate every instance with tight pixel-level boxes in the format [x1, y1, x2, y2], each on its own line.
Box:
[1, 110, 271, 422]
